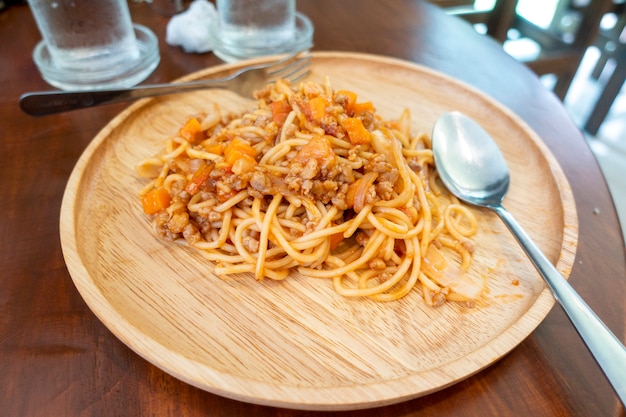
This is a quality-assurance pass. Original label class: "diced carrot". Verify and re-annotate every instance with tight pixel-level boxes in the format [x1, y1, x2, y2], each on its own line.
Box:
[186, 161, 213, 195]
[231, 153, 257, 174]
[346, 172, 377, 213]
[179, 117, 205, 144]
[141, 187, 171, 215]
[342, 117, 371, 145]
[334, 90, 357, 114]
[352, 101, 374, 114]
[334, 90, 374, 116]
[224, 137, 257, 167]
[305, 96, 329, 123]
[203, 142, 225, 156]
[329, 231, 344, 251]
[292, 135, 336, 166]
[270, 100, 292, 126]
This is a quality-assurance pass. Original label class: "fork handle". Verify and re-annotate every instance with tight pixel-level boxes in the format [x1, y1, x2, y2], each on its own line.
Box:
[19, 78, 230, 116]
[493, 204, 626, 405]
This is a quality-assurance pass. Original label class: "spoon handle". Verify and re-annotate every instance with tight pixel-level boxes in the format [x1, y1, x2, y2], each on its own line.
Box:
[493, 204, 626, 405]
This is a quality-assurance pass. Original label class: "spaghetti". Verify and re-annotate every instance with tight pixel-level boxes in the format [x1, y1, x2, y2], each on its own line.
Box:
[136, 78, 484, 305]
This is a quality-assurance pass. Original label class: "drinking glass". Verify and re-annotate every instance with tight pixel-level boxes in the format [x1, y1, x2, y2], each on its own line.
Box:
[213, 0, 312, 62]
[28, 0, 160, 90]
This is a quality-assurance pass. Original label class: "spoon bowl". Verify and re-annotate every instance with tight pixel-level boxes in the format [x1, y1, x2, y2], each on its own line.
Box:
[432, 111, 626, 405]
[432, 112, 510, 207]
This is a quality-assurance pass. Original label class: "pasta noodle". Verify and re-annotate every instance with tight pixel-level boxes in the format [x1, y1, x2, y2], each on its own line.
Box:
[136, 78, 484, 305]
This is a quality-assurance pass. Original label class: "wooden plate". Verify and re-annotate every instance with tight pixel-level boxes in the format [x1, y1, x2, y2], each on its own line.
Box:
[60, 52, 578, 411]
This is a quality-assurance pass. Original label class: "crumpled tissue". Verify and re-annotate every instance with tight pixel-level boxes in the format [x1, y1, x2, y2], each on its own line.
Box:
[166, 0, 217, 53]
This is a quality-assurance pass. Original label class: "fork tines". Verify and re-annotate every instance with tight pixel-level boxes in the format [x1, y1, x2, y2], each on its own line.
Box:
[266, 49, 312, 85]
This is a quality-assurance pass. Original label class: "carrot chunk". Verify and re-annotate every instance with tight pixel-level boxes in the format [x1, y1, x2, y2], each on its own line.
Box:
[270, 100, 292, 126]
[179, 117, 205, 144]
[342, 117, 371, 145]
[221, 137, 258, 174]
[231, 154, 257, 175]
[292, 135, 335, 166]
[203, 142, 225, 156]
[141, 187, 171, 215]
[345, 172, 378, 212]
[305, 96, 329, 123]
[329, 231, 344, 251]
[186, 161, 213, 195]
[352, 101, 374, 114]
[334, 90, 357, 114]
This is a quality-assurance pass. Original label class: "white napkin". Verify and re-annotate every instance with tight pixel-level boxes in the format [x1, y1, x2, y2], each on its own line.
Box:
[165, 0, 217, 53]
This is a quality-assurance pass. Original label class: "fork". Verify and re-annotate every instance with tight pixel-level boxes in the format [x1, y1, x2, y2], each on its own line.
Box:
[19, 49, 312, 116]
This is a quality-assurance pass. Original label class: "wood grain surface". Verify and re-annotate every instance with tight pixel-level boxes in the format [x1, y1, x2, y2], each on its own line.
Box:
[59, 53, 577, 410]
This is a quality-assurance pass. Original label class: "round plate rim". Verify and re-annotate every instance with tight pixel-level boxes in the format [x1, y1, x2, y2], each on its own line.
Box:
[59, 51, 578, 411]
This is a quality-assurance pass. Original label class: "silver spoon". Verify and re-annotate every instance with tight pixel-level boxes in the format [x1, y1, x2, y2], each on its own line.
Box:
[432, 111, 626, 405]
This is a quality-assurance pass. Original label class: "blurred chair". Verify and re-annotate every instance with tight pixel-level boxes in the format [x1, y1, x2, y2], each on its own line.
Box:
[427, 0, 615, 100]
[583, 1, 625, 134]
[431, 0, 518, 42]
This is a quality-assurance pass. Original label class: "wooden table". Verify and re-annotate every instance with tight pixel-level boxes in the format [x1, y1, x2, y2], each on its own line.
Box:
[1, 1, 624, 415]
